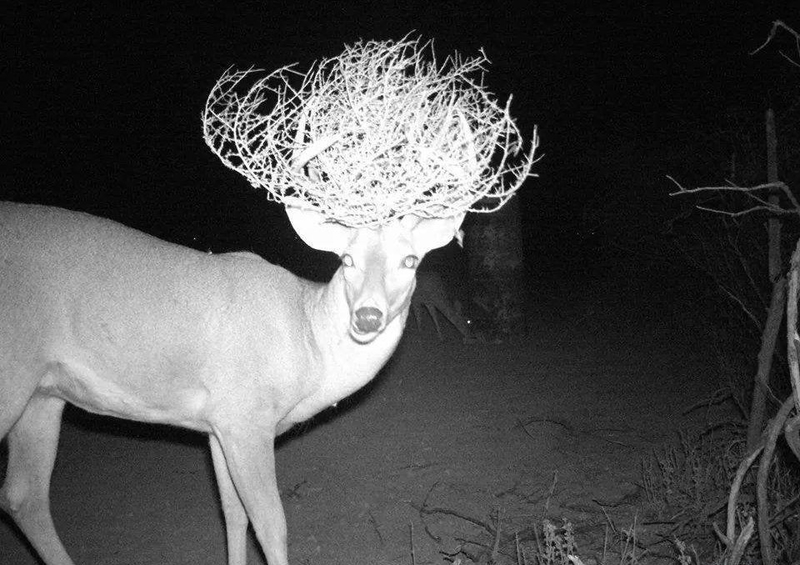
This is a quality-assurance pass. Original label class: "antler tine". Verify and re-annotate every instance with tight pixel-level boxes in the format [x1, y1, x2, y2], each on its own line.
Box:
[291, 133, 343, 174]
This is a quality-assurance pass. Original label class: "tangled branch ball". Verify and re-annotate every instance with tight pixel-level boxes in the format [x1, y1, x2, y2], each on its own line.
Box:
[203, 37, 538, 227]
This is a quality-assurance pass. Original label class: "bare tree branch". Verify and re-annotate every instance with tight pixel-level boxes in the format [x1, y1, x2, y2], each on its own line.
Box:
[719, 284, 763, 331]
[668, 176, 800, 220]
[750, 20, 800, 68]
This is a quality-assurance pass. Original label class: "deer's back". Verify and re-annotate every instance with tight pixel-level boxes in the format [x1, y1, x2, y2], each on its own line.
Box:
[0, 202, 312, 429]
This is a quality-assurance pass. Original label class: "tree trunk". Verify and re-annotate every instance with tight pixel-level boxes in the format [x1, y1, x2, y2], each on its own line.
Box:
[464, 196, 527, 339]
[746, 108, 782, 452]
[746, 276, 786, 452]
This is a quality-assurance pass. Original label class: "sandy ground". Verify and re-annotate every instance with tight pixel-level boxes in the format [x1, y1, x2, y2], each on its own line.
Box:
[1, 272, 725, 565]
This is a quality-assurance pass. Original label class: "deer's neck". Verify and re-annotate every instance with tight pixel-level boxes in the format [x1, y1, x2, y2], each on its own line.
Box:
[281, 268, 408, 429]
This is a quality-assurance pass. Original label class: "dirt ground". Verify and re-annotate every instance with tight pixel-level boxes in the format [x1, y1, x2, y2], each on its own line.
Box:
[1, 271, 727, 565]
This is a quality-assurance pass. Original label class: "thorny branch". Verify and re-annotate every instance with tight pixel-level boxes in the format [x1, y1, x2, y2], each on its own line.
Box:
[203, 36, 538, 227]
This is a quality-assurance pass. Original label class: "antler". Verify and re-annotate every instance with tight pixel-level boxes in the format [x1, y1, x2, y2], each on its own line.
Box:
[203, 37, 538, 227]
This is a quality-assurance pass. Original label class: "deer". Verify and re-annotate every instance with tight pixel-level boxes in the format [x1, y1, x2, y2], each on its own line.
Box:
[0, 36, 536, 565]
[410, 271, 472, 341]
[0, 200, 465, 565]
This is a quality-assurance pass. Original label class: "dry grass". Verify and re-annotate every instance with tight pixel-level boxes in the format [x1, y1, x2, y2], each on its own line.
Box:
[429, 427, 798, 565]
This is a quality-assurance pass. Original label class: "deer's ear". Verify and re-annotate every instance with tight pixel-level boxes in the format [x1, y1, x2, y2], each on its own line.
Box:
[285, 202, 353, 255]
[404, 213, 467, 256]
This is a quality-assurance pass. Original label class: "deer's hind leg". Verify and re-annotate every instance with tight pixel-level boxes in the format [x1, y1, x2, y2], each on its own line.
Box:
[1, 394, 74, 565]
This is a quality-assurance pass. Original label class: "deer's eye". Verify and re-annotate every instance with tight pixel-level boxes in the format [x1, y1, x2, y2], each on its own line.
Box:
[341, 254, 354, 267]
[402, 255, 419, 269]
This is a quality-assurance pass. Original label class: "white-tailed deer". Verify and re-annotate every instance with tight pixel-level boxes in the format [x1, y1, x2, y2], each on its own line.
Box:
[0, 201, 464, 565]
[410, 271, 471, 341]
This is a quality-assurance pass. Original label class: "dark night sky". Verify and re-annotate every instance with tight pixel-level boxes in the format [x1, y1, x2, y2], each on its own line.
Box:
[2, 0, 797, 275]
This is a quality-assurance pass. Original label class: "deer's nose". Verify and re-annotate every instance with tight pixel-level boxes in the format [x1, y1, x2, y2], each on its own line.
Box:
[354, 306, 383, 334]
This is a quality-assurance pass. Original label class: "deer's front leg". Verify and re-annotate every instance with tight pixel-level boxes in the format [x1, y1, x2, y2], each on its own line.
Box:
[210, 435, 249, 565]
[215, 429, 288, 565]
